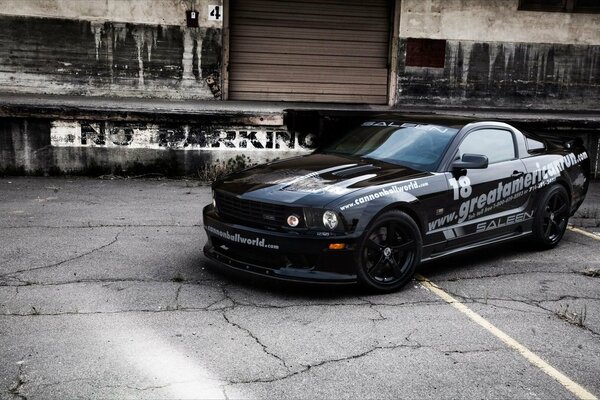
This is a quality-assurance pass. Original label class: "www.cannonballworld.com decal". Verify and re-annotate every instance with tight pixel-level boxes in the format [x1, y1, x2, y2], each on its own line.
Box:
[428, 152, 588, 232]
[340, 180, 430, 211]
[206, 226, 279, 250]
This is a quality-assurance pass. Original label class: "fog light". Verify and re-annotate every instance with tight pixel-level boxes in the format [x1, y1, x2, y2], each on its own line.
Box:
[323, 210, 338, 230]
[287, 214, 300, 227]
[328, 243, 346, 250]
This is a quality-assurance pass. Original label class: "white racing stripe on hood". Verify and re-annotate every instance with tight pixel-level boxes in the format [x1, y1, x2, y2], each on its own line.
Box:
[279, 164, 357, 190]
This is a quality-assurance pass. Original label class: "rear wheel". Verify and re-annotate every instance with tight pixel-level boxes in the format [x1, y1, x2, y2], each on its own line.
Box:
[532, 185, 570, 249]
[356, 210, 422, 292]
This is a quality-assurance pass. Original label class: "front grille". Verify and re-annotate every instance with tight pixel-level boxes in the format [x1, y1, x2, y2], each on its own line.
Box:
[215, 191, 303, 229]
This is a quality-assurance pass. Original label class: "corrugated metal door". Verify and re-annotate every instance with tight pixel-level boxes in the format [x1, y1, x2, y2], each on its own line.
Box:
[228, 0, 390, 104]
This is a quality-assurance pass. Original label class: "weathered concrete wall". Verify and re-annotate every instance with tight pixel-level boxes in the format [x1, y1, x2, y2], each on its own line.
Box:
[0, 15, 222, 100]
[397, 39, 600, 110]
[397, 0, 600, 110]
[400, 0, 600, 45]
[0, 118, 316, 176]
[0, 0, 222, 28]
[0, 119, 51, 174]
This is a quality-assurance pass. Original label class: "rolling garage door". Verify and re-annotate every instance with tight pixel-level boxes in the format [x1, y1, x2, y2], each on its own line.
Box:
[228, 0, 391, 104]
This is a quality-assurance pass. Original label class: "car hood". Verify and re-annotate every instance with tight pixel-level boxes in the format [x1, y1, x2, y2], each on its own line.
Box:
[214, 153, 431, 207]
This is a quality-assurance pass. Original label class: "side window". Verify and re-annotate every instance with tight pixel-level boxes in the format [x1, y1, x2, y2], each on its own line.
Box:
[526, 137, 545, 153]
[458, 129, 516, 164]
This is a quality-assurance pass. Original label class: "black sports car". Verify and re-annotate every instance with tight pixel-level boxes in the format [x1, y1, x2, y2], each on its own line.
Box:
[203, 120, 590, 291]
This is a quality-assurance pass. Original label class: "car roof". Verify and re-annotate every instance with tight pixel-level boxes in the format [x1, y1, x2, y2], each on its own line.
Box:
[365, 112, 478, 128]
[359, 120, 462, 131]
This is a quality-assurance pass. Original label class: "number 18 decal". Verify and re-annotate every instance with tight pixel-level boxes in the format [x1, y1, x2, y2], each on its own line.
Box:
[448, 176, 472, 200]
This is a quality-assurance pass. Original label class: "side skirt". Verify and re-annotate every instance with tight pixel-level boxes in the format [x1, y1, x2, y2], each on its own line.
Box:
[420, 231, 532, 263]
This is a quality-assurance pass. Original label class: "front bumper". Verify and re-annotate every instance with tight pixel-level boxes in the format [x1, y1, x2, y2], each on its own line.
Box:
[203, 205, 359, 284]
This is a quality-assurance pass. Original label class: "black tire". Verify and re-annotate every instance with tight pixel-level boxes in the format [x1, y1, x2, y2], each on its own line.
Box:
[356, 210, 422, 292]
[532, 185, 570, 249]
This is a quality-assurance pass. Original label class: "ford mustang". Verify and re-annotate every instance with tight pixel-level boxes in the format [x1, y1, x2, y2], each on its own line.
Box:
[203, 119, 590, 291]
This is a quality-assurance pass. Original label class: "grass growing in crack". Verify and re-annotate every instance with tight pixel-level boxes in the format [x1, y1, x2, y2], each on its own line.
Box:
[30, 306, 40, 315]
[556, 304, 587, 327]
[581, 267, 600, 278]
[171, 273, 186, 283]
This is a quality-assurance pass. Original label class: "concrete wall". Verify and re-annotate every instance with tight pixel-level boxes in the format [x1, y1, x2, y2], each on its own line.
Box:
[400, 0, 600, 45]
[0, 0, 222, 99]
[0, 0, 222, 28]
[396, 0, 600, 110]
[0, 118, 316, 176]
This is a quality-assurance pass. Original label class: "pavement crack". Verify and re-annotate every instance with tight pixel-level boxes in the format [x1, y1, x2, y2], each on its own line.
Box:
[0, 307, 217, 317]
[434, 269, 584, 282]
[7, 362, 27, 400]
[438, 286, 600, 338]
[2, 224, 201, 229]
[1, 229, 124, 278]
[222, 312, 291, 371]
[534, 302, 600, 337]
[222, 297, 441, 311]
[174, 284, 183, 310]
[361, 300, 386, 321]
[0, 277, 221, 288]
[221, 385, 230, 400]
[226, 339, 421, 386]
[440, 347, 506, 355]
[580, 267, 600, 278]
[358, 296, 442, 308]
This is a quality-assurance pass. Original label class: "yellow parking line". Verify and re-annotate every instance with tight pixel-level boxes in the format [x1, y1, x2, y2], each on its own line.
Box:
[415, 273, 598, 400]
[568, 226, 600, 241]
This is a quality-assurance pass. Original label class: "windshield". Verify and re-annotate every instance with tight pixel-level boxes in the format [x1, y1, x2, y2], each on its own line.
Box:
[318, 123, 459, 171]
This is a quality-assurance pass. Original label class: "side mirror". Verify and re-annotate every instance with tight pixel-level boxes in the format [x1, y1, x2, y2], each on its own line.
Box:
[451, 153, 488, 171]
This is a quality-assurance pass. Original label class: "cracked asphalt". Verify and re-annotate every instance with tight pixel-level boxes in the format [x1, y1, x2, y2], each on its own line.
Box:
[1, 177, 599, 400]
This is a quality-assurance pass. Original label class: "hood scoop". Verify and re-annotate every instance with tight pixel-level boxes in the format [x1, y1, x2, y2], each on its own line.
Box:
[332, 164, 381, 178]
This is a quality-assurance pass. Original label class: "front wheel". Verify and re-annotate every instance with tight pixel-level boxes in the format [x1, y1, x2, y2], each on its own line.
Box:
[532, 185, 570, 249]
[356, 210, 422, 292]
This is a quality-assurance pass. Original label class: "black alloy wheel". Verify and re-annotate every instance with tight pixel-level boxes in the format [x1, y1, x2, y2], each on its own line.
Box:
[532, 185, 570, 249]
[357, 210, 422, 292]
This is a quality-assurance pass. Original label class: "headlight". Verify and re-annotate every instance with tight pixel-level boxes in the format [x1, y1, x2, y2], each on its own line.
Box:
[287, 214, 300, 227]
[212, 190, 216, 208]
[322, 210, 339, 230]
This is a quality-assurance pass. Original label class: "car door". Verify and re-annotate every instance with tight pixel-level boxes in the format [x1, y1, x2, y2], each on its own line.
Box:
[441, 128, 532, 248]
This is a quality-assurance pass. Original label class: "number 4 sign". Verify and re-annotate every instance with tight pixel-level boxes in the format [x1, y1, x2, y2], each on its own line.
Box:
[208, 5, 222, 21]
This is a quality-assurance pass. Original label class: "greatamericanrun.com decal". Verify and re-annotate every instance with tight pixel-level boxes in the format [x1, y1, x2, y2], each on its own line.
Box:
[427, 151, 588, 232]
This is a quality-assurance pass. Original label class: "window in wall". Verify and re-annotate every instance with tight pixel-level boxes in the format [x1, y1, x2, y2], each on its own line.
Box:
[573, 0, 600, 13]
[405, 38, 446, 68]
[519, 0, 600, 13]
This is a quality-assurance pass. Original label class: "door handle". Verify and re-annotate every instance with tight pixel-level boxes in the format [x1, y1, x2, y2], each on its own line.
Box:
[512, 170, 525, 178]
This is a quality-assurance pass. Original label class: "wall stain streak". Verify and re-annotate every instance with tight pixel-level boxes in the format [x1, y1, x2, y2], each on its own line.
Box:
[397, 39, 600, 110]
[0, 15, 222, 99]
